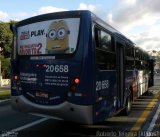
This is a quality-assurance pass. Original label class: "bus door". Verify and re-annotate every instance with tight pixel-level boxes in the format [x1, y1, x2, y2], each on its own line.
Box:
[116, 39, 125, 108]
[94, 27, 117, 122]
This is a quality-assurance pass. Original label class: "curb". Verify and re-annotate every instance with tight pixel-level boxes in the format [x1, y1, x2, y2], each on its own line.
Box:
[141, 91, 160, 131]
[0, 99, 11, 106]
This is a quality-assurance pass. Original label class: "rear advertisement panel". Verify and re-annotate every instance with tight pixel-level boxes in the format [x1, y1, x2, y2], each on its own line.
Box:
[17, 18, 80, 55]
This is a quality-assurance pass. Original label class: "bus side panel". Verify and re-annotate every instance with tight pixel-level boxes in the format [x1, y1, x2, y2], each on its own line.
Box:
[137, 70, 149, 97]
[93, 71, 117, 123]
[125, 70, 134, 99]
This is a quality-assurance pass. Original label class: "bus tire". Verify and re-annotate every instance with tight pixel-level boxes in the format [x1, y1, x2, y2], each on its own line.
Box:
[123, 95, 131, 116]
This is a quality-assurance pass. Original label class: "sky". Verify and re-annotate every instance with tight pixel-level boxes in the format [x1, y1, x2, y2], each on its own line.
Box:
[0, 0, 160, 51]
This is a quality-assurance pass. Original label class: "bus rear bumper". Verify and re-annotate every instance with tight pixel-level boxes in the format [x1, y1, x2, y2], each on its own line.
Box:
[11, 96, 93, 124]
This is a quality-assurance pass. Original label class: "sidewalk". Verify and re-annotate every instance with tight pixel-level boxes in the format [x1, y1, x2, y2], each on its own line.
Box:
[152, 104, 160, 133]
[150, 86, 160, 135]
[0, 86, 10, 91]
[147, 75, 160, 136]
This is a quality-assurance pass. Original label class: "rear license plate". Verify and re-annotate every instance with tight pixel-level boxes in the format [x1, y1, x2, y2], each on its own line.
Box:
[35, 91, 48, 99]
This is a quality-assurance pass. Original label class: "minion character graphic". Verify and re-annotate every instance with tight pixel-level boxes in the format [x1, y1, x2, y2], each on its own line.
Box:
[46, 20, 70, 54]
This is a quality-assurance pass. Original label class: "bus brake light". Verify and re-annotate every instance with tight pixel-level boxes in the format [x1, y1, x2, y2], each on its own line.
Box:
[14, 74, 19, 81]
[36, 64, 39, 68]
[43, 64, 47, 68]
[70, 85, 76, 92]
[74, 78, 80, 84]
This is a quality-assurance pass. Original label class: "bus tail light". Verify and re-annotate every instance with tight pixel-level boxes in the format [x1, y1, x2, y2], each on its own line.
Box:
[70, 85, 76, 92]
[14, 74, 19, 81]
[14, 74, 21, 86]
[74, 78, 80, 84]
[70, 77, 80, 92]
[36, 64, 40, 68]
[43, 64, 47, 68]
[96, 112, 100, 116]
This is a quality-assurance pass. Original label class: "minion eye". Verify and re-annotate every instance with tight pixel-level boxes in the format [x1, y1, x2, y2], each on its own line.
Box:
[48, 29, 56, 39]
[57, 28, 66, 39]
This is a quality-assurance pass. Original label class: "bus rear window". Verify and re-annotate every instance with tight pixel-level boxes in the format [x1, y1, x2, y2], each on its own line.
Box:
[17, 18, 80, 55]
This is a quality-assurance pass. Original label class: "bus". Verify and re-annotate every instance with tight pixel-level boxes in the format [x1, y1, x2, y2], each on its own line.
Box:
[11, 10, 154, 124]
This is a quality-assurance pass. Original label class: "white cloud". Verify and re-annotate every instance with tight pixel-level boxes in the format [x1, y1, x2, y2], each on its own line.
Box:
[109, 1, 157, 30]
[16, 12, 28, 18]
[0, 6, 68, 22]
[0, 11, 9, 21]
[0, 11, 29, 22]
[78, 3, 96, 11]
[106, 0, 160, 51]
[130, 23, 160, 51]
[37, 6, 67, 15]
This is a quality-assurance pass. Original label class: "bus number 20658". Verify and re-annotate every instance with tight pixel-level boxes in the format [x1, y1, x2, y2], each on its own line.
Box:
[46, 65, 69, 73]
[96, 80, 109, 91]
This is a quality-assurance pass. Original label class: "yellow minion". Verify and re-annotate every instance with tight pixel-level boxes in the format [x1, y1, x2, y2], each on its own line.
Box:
[46, 20, 70, 54]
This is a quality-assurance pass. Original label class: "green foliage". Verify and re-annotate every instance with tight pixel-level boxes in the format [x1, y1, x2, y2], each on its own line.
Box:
[0, 21, 13, 57]
[1, 57, 10, 78]
[0, 90, 10, 100]
[0, 21, 16, 78]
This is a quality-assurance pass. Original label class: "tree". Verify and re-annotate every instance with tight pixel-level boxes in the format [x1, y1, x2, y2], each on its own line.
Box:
[0, 21, 16, 78]
[0, 22, 13, 58]
[0, 55, 10, 78]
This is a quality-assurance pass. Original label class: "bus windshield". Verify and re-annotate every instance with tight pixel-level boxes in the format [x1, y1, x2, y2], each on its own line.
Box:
[17, 18, 80, 55]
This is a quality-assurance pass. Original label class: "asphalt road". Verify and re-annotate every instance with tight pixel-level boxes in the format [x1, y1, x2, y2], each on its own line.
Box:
[0, 103, 42, 132]
[0, 76, 160, 137]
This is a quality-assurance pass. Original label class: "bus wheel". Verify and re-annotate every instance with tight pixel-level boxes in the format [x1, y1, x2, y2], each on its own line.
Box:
[123, 96, 131, 116]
